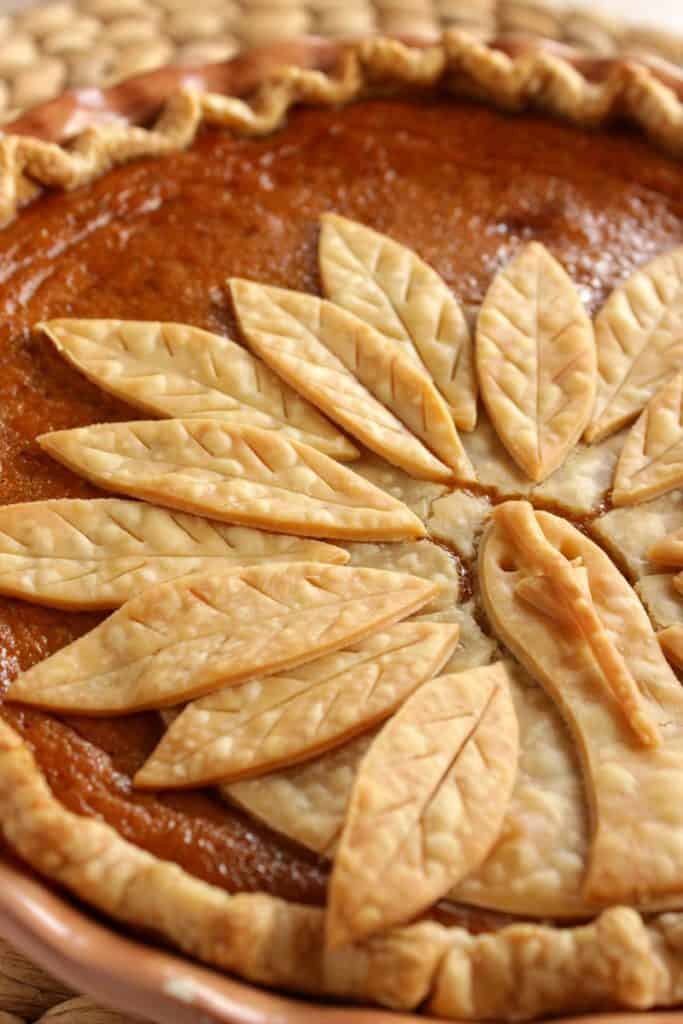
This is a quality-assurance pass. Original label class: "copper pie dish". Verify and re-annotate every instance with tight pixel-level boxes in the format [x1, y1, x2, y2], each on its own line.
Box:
[2, 30, 683, 1024]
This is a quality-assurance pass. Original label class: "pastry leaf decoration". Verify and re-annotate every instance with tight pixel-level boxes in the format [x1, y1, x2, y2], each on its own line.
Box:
[326, 662, 518, 948]
[6, 563, 437, 714]
[135, 620, 459, 788]
[39, 319, 357, 461]
[650, 528, 683, 566]
[0, 498, 348, 610]
[496, 501, 660, 748]
[318, 214, 477, 431]
[658, 624, 683, 669]
[225, 730, 375, 857]
[514, 562, 591, 626]
[480, 502, 683, 906]
[38, 420, 425, 542]
[586, 246, 683, 443]
[476, 242, 596, 482]
[612, 372, 683, 506]
[230, 278, 474, 482]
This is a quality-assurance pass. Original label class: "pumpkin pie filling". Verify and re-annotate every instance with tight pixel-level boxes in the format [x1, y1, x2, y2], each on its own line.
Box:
[2, 92, 683, 942]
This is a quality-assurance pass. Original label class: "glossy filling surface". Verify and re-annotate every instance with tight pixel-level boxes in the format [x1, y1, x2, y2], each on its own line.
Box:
[1, 96, 683, 923]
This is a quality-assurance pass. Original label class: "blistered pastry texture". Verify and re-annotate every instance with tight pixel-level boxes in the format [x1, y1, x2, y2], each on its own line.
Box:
[613, 372, 683, 506]
[135, 621, 458, 789]
[6, 564, 436, 714]
[476, 243, 595, 482]
[38, 420, 425, 541]
[587, 247, 683, 443]
[39, 319, 357, 460]
[590, 492, 683, 579]
[319, 214, 477, 431]
[2, 714, 683, 1021]
[428, 490, 492, 562]
[230, 279, 466, 481]
[636, 574, 683, 630]
[481, 505, 683, 906]
[326, 663, 517, 947]
[0, 498, 348, 609]
[461, 413, 625, 515]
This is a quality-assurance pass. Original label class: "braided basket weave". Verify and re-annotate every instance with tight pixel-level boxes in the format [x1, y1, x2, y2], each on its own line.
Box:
[1, 0, 683, 1020]
[1, 0, 683, 123]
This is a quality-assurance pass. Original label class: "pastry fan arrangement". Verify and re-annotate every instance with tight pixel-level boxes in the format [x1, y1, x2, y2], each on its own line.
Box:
[4, 213, 683, 944]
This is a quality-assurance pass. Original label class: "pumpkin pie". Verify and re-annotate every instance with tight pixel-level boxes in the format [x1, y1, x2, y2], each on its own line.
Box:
[3, 32, 683, 1022]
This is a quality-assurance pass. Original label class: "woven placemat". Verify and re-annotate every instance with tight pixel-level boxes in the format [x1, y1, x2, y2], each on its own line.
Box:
[1, 0, 683, 122]
[1, 0, 683, 1021]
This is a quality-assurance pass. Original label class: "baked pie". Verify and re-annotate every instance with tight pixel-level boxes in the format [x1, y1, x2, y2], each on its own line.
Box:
[3, 32, 683, 1021]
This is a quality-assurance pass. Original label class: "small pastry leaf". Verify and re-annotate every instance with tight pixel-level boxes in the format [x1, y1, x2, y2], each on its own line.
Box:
[318, 214, 477, 430]
[39, 319, 357, 461]
[586, 247, 683, 443]
[0, 498, 348, 609]
[38, 421, 425, 542]
[6, 563, 437, 714]
[476, 242, 595, 482]
[650, 528, 683, 567]
[135, 620, 459, 788]
[612, 372, 683, 506]
[230, 279, 474, 482]
[658, 624, 683, 669]
[326, 662, 518, 948]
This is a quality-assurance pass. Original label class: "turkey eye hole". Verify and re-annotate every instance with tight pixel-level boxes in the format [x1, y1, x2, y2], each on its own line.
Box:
[498, 556, 519, 573]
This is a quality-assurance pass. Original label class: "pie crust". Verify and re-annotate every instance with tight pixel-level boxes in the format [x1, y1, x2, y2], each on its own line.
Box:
[3, 32, 683, 1024]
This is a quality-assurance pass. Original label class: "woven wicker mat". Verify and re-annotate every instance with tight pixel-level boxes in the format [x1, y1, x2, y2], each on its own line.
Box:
[1, 0, 683, 121]
[1, 0, 682, 1020]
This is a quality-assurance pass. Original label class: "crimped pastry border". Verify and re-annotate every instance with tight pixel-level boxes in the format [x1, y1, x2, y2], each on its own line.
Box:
[3, 31, 683, 1021]
[3, 31, 683, 231]
[1, 713, 683, 1021]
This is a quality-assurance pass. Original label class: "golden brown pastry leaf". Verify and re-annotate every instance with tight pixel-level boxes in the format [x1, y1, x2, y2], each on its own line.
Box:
[318, 214, 477, 430]
[6, 563, 436, 714]
[326, 662, 518, 948]
[476, 242, 595, 482]
[38, 420, 425, 541]
[0, 498, 348, 609]
[230, 278, 473, 481]
[612, 372, 683, 506]
[39, 318, 358, 460]
[586, 247, 683, 443]
[480, 502, 683, 906]
[135, 621, 459, 788]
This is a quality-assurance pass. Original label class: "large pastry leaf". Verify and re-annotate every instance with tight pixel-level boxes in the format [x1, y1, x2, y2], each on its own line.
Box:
[586, 247, 683, 443]
[230, 279, 474, 482]
[6, 563, 437, 714]
[0, 498, 348, 610]
[480, 501, 683, 906]
[135, 621, 459, 788]
[318, 214, 477, 430]
[38, 421, 425, 542]
[40, 319, 357, 461]
[612, 372, 683, 506]
[476, 243, 595, 482]
[326, 662, 518, 948]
